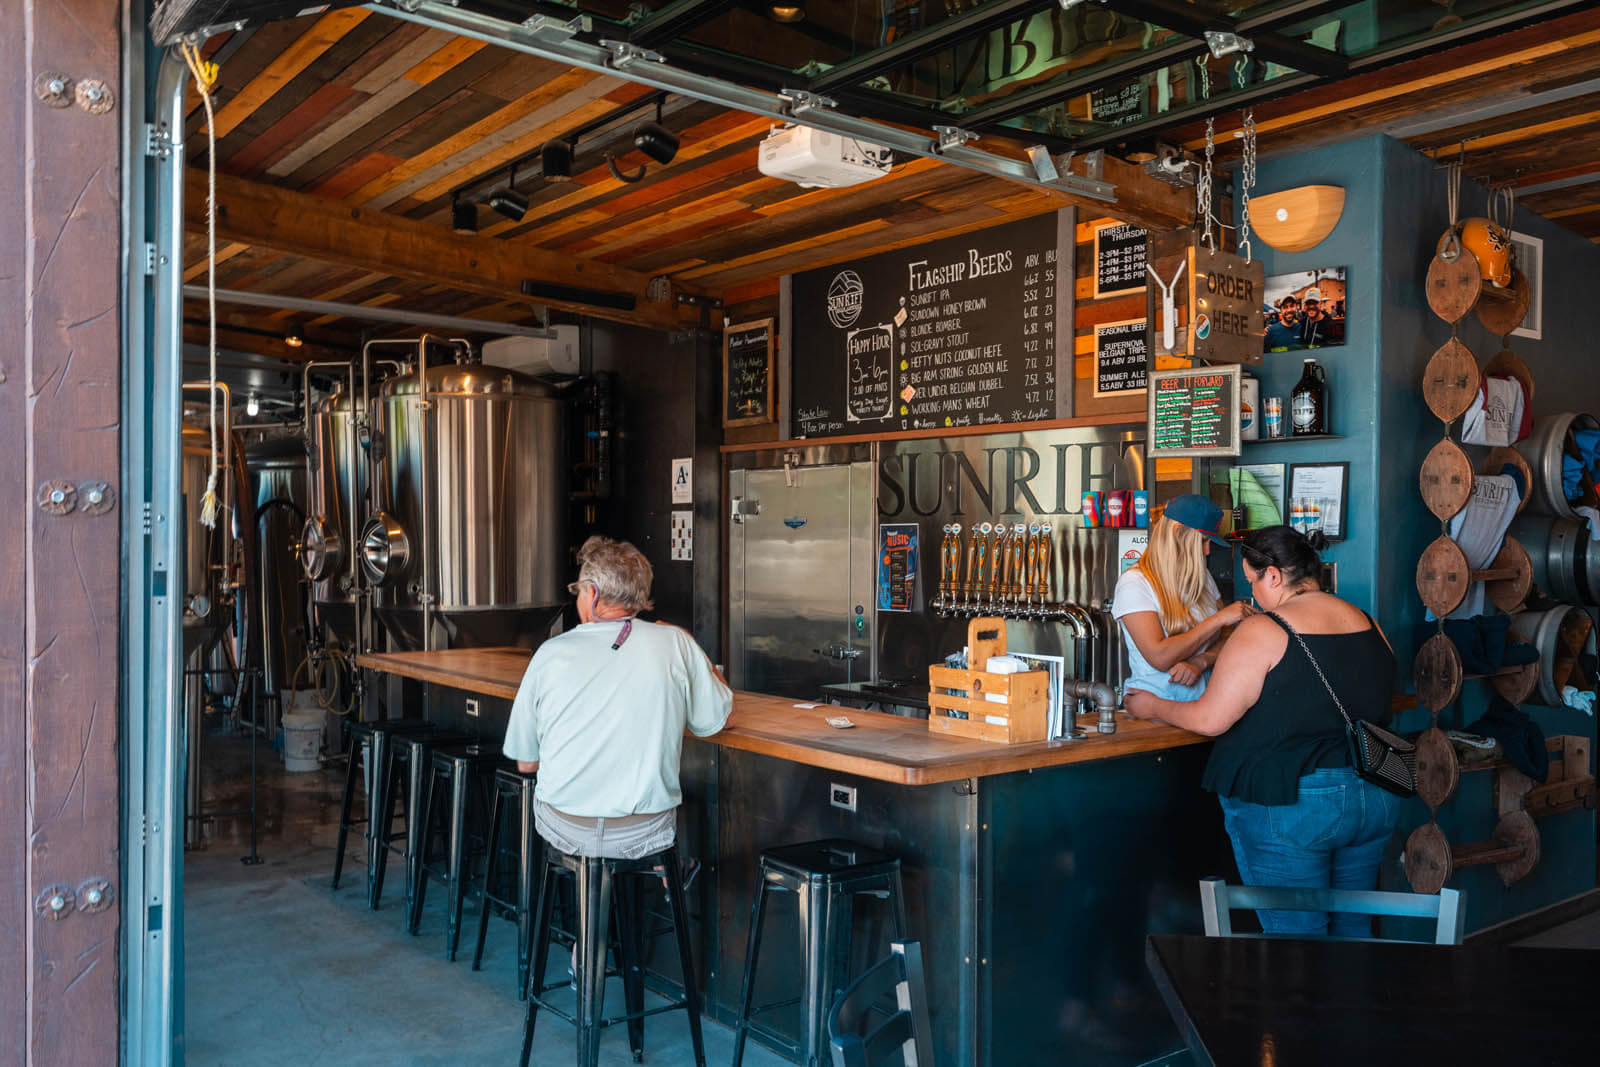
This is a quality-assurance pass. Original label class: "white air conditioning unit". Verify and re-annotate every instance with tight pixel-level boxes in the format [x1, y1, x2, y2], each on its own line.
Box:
[757, 125, 892, 189]
[482, 326, 580, 378]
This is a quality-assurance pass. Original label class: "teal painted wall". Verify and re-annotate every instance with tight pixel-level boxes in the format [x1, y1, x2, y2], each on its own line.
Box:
[1232, 134, 1597, 930]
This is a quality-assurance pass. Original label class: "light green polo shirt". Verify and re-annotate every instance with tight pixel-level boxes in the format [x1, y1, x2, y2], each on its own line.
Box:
[503, 618, 732, 818]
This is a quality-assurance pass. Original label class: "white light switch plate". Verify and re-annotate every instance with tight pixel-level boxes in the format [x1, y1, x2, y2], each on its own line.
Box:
[670, 510, 693, 561]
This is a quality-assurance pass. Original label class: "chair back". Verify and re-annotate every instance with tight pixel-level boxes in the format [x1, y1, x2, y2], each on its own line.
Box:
[1199, 877, 1465, 944]
[826, 941, 934, 1067]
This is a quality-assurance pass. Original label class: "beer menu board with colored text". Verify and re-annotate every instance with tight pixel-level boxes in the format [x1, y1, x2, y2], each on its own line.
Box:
[789, 212, 1071, 438]
[1147, 366, 1242, 458]
[1093, 223, 1147, 298]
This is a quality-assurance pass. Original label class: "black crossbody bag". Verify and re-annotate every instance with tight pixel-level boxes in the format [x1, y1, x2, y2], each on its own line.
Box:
[1268, 611, 1418, 798]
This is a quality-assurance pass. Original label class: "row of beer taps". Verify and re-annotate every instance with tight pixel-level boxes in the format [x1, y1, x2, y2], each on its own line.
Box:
[933, 521, 1063, 620]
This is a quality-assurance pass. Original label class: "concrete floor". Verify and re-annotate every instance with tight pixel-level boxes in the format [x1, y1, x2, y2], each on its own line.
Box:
[183, 726, 790, 1067]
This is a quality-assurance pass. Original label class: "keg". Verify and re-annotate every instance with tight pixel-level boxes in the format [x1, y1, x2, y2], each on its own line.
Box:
[1509, 515, 1600, 606]
[1514, 412, 1599, 519]
[1509, 605, 1597, 706]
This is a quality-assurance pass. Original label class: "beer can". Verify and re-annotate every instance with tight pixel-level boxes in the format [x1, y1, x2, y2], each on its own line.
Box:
[1081, 491, 1102, 527]
[1131, 490, 1149, 528]
[1240, 373, 1261, 441]
[1105, 490, 1128, 528]
[1264, 397, 1285, 438]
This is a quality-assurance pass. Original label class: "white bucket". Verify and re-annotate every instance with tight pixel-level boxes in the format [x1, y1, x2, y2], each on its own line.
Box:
[281, 710, 324, 772]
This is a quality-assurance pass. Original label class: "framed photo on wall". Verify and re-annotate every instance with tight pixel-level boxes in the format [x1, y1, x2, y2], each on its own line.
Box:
[1510, 231, 1543, 340]
[1288, 461, 1349, 541]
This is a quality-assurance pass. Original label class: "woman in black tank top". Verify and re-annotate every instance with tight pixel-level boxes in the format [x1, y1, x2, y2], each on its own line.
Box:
[1123, 526, 1400, 937]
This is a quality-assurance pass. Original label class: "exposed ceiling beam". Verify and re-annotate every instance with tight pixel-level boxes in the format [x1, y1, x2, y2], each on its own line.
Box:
[1515, 167, 1600, 197]
[1381, 77, 1600, 142]
[183, 171, 703, 331]
[1103, 0, 1347, 79]
[185, 285, 559, 337]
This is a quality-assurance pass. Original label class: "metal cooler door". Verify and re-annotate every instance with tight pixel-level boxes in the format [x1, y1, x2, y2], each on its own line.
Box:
[729, 462, 875, 699]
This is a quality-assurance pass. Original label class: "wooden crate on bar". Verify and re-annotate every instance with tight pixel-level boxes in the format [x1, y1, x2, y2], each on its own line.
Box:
[927, 617, 1049, 744]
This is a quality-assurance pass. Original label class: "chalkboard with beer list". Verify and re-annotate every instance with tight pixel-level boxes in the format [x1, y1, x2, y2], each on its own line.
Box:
[788, 212, 1072, 438]
[1094, 318, 1148, 396]
[1146, 365, 1243, 458]
[723, 318, 775, 427]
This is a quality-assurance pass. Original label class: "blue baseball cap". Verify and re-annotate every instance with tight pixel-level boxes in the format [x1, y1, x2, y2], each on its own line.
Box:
[1163, 493, 1230, 547]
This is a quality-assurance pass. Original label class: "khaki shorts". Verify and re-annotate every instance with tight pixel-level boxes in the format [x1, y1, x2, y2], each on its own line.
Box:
[533, 800, 677, 860]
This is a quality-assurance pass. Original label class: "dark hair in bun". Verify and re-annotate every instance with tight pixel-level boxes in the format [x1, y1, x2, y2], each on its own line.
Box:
[1241, 525, 1326, 587]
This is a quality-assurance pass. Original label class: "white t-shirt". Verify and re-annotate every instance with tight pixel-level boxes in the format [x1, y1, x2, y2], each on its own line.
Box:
[503, 618, 732, 818]
[1112, 568, 1219, 701]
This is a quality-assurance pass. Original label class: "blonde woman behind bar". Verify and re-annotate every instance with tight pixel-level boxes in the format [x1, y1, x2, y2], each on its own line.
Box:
[1113, 494, 1253, 702]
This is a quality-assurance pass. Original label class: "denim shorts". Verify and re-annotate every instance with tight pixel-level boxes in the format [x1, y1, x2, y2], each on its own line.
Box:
[1218, 766, 1400, 937]
[533, 800, 677, 860]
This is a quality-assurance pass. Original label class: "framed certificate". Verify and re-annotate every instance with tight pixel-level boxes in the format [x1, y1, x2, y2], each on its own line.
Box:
[1288, 461, 1349, 541]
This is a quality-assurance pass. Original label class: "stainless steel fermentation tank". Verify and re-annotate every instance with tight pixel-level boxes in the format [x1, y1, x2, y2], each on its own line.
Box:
[246, 434, 310, 700]
[359, 357, 567, 650]
[298, 376, 366, 648]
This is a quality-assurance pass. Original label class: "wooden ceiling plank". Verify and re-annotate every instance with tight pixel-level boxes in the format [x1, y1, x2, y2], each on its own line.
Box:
[1421, 109, 1600, 158]
[187, 172, 698, 330]
[349, 27, 459, 94]
[211, 8, 373, 140]
[674, 219, 895, 280]
[185, 17, 310, 126]
[183, 241, 251, 282]
[222, 83, 361, 178]
[577, 203, 767, 260]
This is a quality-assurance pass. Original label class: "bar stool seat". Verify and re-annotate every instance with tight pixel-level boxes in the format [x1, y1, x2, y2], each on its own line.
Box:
[372, 730, 474, 914]
[522, 841, 706, 1067]
[409, 742, 503, 959]
[472, 765, 541, 997]
[732, 838, 909, 1067]
[330, 717, 433, 899]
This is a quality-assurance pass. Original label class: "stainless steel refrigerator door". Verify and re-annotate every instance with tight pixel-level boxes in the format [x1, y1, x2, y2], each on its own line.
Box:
[729, 461, 874, 699]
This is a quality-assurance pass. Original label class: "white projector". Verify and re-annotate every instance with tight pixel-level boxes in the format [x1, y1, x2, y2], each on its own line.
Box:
[482, 327, 580, 378]
[757, 125, 892, 189]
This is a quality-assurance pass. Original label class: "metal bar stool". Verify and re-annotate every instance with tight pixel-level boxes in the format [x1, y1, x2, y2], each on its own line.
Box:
[472, 765, 541, 997]
[521, 843, 706, 1067]
[409, 742, 502, 959]
[731, 839, 909, 1067]
[330, 717, 432, 896]
[372, 730, 474, 913]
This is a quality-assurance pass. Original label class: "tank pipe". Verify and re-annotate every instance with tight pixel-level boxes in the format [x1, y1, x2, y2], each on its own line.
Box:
[182, 381, 233, 603]
[1062, 678, 1119, 734]
[414, 333, 455, 651]
[300, 361, 358, 598]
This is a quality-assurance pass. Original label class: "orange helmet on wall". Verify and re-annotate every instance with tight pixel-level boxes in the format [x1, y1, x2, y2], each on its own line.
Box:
[1437, 217, 1514, 287]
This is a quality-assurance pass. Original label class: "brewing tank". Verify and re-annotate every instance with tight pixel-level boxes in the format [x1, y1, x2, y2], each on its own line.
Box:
[299, 385, 366, 647]
[181, 424, 231, 659]
[360, 363, 565, 649]
[247, 436, 310, 694]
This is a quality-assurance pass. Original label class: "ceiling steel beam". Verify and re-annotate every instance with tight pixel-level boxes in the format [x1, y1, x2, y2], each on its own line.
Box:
[187, 286, 559, 337]
[961, 36, 1200, 129]
[808, 0, 1052, 93]
[1101, 0, 1347, 78]
[628, 0, 740, 47]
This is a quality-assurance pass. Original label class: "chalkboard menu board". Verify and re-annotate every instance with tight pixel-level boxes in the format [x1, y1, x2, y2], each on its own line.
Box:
[1094, 319, 1148, 396]
[1091, 80, 1145, 127]
[789, 213, 1069, 438]
[1094, 223, 1147, 298]
[723, 318, 774, 427]
[1147, 365, 1242, 458]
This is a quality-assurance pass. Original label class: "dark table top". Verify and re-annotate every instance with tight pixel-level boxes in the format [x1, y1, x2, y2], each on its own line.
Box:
[1146, 933, 1600, 1067]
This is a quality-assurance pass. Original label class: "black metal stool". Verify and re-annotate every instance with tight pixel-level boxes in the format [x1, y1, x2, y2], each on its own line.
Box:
[521, 842, 706, 1067]
[409, 742, 502, 959]
[330, 717, 432, 898]
[372, 730, 474, 913]
[472, 765, 541, 997]
[731, 839, 909, 1067]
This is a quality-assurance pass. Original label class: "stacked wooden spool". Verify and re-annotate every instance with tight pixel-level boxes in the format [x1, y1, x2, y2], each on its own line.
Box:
[1406, 236, 1545, 894]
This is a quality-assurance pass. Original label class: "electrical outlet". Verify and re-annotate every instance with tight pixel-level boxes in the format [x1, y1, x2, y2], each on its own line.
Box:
[465, 698, 480, 717]
[1320, 561, 1337, 595]
[829, 783, 857, 813]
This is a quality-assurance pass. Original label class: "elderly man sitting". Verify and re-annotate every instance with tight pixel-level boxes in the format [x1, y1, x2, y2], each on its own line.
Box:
[504, 534, 731, 859]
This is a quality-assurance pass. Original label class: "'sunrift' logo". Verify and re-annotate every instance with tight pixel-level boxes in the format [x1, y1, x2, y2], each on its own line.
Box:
[827, 271, 864, 329]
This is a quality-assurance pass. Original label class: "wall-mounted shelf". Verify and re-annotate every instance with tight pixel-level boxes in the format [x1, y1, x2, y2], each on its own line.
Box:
[1242, 434, 1344, 445]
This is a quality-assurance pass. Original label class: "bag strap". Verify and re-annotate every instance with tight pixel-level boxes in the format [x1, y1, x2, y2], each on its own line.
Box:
[1264, 610, 1356, 730]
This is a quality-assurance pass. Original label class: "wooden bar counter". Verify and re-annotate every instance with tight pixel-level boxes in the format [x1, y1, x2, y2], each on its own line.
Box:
[358, 646, 1232, 1065]
[356, 647, 1209, 785]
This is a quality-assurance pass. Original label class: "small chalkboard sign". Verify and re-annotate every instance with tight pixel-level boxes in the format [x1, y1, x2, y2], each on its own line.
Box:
[1094, 222, 1147, 298]
[1147, 365, 1242, 458]
[1094, 318, 1148, 396]
[1091, 80, 1145, 128]
[724, 318, 775, 427]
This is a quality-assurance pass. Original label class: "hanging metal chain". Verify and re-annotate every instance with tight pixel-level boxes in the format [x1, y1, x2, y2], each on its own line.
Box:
[1196, 55, 1211, 101]
[1238, 108, 1257, 263]
[1199, 117, 1216, 252]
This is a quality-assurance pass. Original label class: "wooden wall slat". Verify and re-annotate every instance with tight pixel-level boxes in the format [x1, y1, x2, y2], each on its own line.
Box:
[212, 8, 373, 138]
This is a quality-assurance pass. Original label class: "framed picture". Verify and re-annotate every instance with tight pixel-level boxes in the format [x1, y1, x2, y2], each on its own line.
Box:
[1510, 231, 1543, 340]
[1232, 462, 1287, 527]
[1263, 267, 1347, 353]
[1288, 461, 1349, 541]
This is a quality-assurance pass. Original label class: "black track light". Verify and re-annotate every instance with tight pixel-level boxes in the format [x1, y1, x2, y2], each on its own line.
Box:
[632, 121, 679, 165]
[541, 139, 574, 183]
[452, 195, 477, 234]
[488, 164, 527, 221]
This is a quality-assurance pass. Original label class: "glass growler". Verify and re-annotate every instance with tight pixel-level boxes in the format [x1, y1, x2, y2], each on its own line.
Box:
[1291, 358, 1327, 436]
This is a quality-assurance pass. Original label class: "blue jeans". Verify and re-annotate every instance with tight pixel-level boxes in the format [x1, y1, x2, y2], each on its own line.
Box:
[1218, 767, 1400, 937]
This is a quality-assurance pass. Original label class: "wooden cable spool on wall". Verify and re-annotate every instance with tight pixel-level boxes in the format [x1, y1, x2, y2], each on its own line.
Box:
[1424, 237, 1532, 335]
[1405, 811, 1541, 895]
[1416, 534, 1533, 617]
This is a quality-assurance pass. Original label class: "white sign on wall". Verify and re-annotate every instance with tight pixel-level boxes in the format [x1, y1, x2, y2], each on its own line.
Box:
[670, 457, 693, 504]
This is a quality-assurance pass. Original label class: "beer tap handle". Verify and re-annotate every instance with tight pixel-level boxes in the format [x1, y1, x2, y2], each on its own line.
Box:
[972, 523, 991, 608]
[997, 525, 1014, 606]
[987, 524, 1004, 604]
[1025, 524, 1040, 612]
[964, 525, 980, 602]
[1037, 524, 1054, 608]
[1011, 524, 1027, 601]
